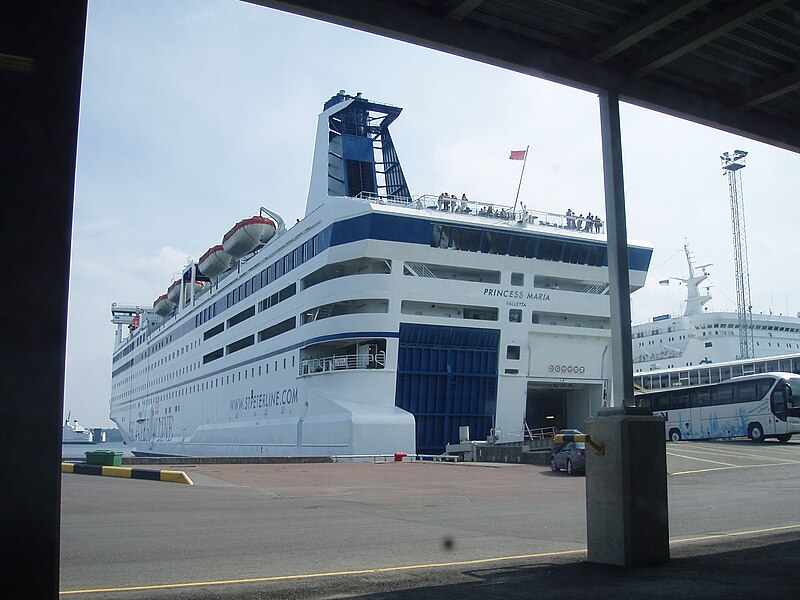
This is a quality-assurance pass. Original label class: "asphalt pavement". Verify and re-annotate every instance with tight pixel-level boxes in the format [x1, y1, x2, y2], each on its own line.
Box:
[60, 439, 800, 598]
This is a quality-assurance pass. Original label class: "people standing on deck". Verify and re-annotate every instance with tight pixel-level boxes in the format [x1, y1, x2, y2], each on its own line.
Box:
[576, 213, 584, 230]
[566, 209, 575, 229]
[585, 213, 593, 232]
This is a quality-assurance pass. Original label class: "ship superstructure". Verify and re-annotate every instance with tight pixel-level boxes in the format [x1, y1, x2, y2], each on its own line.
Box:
[109, 91, 653, 457]
[632, 244, 800, 372]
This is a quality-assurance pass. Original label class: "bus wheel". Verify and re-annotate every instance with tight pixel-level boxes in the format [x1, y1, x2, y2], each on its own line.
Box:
[776, 434, 793, 443]
[748, 423, 764, 442]
[669, 429, 681, 442]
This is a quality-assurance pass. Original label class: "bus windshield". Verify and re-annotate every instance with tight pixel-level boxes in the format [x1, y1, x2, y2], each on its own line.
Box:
[785, 377, 800, 416]
[785, 377, 800, 398]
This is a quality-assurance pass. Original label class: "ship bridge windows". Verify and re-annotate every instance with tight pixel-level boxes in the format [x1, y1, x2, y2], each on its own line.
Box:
[401, 301, 498, 321]
[431, 224, 612, 268]
[299, 338, 386, 375]
[402, 262, 500, 284]
[301, 299, 389, 324]
[302, 257, 391, 290]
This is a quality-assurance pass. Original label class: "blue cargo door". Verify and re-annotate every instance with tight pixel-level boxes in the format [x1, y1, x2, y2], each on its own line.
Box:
[395, 324, 499, 454]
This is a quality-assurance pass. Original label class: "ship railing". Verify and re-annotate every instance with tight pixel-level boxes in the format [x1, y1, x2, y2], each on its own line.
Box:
[330, 453, 459, 463]
[355, 192, 604, 233]
[524, 425, 556, 440]
[299, 351, 386, 376]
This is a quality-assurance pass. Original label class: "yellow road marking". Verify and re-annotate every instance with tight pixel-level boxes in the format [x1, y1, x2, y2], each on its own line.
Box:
[671, 523, 800, 544]
[59, 549, 586, 595]
[59, 522, 800, 596]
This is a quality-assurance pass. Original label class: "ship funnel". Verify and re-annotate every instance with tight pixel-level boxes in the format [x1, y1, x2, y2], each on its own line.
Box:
[306, 91, 411, 215]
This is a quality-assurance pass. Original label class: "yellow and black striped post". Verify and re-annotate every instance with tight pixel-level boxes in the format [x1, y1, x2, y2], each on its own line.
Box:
[553, 433, 605, 456]
[61, 462, 193, 485]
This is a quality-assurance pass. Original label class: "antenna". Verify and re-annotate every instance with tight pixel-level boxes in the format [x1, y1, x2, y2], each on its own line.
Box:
[720, 150, 754, 359]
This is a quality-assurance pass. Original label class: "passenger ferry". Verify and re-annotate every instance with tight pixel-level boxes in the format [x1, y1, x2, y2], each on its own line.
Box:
[632, 244, 800, 372]
[109, 91, 653, 457]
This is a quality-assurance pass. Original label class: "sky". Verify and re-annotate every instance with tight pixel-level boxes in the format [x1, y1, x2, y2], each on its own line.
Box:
[67, 0, 800, 427]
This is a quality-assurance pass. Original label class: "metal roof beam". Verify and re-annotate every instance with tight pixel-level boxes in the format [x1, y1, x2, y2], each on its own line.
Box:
[443, 0, 486, 21]
[635, 0, 789, 75]
[589, 0, 712, 63]
[246, 0, 800, 154]
[738, 67, 800, 108]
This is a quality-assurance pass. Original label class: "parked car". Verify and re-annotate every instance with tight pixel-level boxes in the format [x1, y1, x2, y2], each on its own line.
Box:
[550, 441, 586, 475]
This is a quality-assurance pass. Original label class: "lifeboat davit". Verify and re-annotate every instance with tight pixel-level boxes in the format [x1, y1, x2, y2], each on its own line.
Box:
[221, 216, 276, 259]
[166, 279, 181, 304]
[198, 244, 233, 279]
[153, 293, 175, 317]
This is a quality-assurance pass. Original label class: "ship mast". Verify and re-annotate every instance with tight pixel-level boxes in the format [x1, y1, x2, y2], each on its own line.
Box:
[679, 243, 711, 317]
[720, 150, 754, 359]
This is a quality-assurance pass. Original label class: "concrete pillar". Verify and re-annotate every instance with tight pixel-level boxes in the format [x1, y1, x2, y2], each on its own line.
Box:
[598, 90, 635, 408]
[585, 407, 669, 566]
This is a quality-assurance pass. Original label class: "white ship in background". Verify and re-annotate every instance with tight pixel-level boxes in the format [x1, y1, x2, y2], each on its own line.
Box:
[62, 413, 94, 444]
[109, 91, 653, 457]
[633, 244, 800, 372]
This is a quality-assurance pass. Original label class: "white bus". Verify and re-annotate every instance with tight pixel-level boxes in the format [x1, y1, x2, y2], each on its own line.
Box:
[636, 373, 800, 443]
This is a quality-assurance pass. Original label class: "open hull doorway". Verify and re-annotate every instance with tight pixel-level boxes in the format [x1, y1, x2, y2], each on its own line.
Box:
[525, 381, 603, 434]
[525, 388, 567, 432]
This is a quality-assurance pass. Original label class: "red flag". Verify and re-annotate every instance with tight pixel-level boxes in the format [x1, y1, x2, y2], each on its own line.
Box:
[509, 149, 527, 160]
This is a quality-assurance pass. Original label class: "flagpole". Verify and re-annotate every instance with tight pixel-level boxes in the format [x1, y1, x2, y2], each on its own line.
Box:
[513, 145, 529, 216]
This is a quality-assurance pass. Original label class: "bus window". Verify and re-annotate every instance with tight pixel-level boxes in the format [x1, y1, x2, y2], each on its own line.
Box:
[772, 386, 788, 421]
[711, 384, 733, 406]
[756, 379, 773, 399]
[670, 390, 689, 409]
[693, 389, 710, 407]
[653, 394, 669, 412]
[735, 382, 757, 403]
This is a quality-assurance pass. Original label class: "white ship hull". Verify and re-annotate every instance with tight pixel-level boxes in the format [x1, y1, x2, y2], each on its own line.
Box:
[633, 245, 800, 372]
[109, 92, 653, 457]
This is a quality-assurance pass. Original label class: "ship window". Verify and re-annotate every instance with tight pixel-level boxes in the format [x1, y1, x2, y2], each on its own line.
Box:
[509, 309, 522, 323]
[226, 335, 254, 355]
[228, 305, 255, 328]
[203, 323, 224, 341]
[511, 272, 524, 286]
[258, 317, 296, 343]
[507, 345, 521, 360]
[202, 348, 223, 364]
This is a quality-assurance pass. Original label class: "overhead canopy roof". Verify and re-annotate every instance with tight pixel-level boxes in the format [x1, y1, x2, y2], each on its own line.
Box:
[251, 0, 800, 153]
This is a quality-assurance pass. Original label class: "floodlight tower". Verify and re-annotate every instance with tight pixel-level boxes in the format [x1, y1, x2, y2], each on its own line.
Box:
[720, 150, 754, 359]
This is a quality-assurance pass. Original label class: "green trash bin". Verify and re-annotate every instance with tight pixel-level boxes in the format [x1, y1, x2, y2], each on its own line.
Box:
[85, 450, 123, 466]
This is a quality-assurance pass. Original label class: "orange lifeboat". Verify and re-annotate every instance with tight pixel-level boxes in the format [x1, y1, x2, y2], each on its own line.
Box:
[153, 293, 175, 317]
[166, 279, 181, 304]
[221, 216, 276, 258]
[198, 244, 233, 279]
